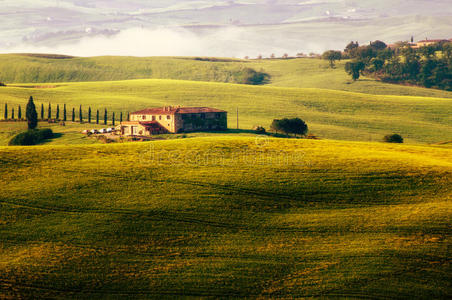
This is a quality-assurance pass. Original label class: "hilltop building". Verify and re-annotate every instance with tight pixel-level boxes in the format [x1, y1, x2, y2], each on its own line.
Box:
[388, 38, 452, 49]
[118, 106, 227, 136]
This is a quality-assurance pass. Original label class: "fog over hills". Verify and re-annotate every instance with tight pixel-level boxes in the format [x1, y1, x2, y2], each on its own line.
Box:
[1, 0, 452, 57]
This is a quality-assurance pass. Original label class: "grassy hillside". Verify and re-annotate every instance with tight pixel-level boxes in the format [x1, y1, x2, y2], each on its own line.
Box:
[0, 79, 451, 144]
[0, 137, 451, 298]
[1, 54, 452, 98]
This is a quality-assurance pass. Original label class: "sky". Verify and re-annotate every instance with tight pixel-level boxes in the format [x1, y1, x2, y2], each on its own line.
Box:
[1, 0, 452, 57]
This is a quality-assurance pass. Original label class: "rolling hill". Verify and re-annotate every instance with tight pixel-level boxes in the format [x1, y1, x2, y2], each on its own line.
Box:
[0, 78, 451, 144]
[0, 137, 451, 298]
[1, 54, 452, 98]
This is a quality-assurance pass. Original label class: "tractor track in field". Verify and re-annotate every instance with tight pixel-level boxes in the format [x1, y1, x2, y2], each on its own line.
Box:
[0, 278, 417, 299]
[1, 198, 449, 235]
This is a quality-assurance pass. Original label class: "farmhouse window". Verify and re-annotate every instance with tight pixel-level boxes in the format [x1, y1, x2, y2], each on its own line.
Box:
[201, 113, 206, 119]
[167, 115, 171, 120]
[216, 113, 221, 118]
[159, 116, 162, 120]
[152, 116, 156, 121]
[142, 115, 146, 120]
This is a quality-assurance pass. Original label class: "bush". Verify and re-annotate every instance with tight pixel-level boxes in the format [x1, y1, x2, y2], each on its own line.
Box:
[0, 82, 6, 87]
[8, 129, 54, 146]
[234, 68, 270, 85]
[36, 128, 54, 140]
[253, 126, 266, 134]
[384, 134, 404, 143]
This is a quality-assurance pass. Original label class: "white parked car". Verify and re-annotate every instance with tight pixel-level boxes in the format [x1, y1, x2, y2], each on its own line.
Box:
[106, 128, 113, 133]
[82, 130, 89, 134]
[99, 128, 108, 134]
[90, 129, 99, 134]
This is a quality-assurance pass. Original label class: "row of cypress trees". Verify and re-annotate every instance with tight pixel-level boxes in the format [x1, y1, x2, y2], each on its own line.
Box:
[3, 99, 130, 125]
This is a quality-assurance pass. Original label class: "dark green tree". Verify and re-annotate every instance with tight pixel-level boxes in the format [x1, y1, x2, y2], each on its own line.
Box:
[18, 105, 22, 120]
[104, 108, 107, 125]
[56, 104, 60, 120]
[127, 112, 130, 121]
[384, 134, 403, 143]
[79, 105, 83, 123]
[345, 61, 365, 81]
[370, 40, 387, 51]
[88, 107, 92, 123]
[72, 108, 75, 122]
[344, 41, 359, 55]
[419, 59, 437, 88]
[26, 96, 38, 129]
[41, 103, 44, 120]
[112, 112, 115, 126]
[120, 112, 123, 123]
[48, 103, 51, 120]
[271, 118, 308, 136]
[4, 103, 7, 120]
[11, 108, 14, 120]
[419, 45, 436, 58]
[96, 109, 99, 124]
[63, 104, 67, 121]
[322, 50, 342, 68]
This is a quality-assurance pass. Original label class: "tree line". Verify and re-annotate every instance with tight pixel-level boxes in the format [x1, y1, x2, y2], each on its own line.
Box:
[2, 98, 130, 126]
[322, 39, 452, 91]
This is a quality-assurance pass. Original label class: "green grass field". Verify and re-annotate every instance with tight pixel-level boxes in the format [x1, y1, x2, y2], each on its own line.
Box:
[0, 78, 451, 144]
[0, 55, 451, 298]
[1, 54, 452, 98]
[1, 137, 451, 298]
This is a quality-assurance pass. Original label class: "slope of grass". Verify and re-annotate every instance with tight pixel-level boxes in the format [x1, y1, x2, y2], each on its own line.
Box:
[0, 137, 451, 298]
[0, 79, 451, 144]
[1, 54, 452, 98]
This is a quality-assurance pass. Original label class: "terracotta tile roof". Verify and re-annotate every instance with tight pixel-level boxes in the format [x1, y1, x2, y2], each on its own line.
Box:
[131, 107, 226, 115]
[177, 107, 226, 114]
[131, 108, 177, 115]
[417, 39, 448, 43]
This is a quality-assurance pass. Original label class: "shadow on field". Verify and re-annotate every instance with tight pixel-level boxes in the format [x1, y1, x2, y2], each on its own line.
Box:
[40, 132, 63, 144]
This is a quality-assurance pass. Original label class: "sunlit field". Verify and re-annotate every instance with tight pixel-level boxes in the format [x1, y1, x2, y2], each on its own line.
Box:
[1, 54, 451, 298]
[0, 78, 451, 144]
[1, 137, 451, 298]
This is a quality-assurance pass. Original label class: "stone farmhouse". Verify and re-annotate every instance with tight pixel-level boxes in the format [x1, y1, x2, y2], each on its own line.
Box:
[118, 106, 227, 136]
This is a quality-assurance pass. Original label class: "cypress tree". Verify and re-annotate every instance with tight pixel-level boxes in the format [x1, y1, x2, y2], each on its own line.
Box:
[127, 112, 130, 121]
[79, 105, 83, 123]
[96, 110, 99, 124]
[120, 112, 123, 123]
[88, 107, 91, 123]
[48, 103, 51, 120]
[63, 104, 67, 121]
[104, 108, 107, 125]
[56, 104, 60, 120]
[40, 103, 44, 120]
[18, 105, 22, 120]
[26, 96, 38, 129]
[4, 103, 7, 120]
[112, 112, 115, 126]
[72, 108, 75, 122]
[11, 108, 14, 120]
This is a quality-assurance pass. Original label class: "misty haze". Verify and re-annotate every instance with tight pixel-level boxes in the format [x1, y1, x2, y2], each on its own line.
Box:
[1, 0, 452, 56]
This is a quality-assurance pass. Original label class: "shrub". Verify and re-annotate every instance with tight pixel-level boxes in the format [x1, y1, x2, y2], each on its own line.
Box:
[36, 128, 54, 140]
[253, 126, 266, 134]
[0, 82, 6, 87]
[8, 129, 53, 146]
[384, 134, 403, 143]
[234, 68, 270, 85]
